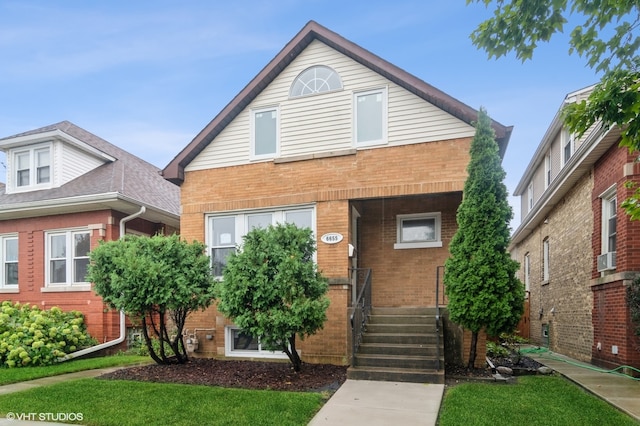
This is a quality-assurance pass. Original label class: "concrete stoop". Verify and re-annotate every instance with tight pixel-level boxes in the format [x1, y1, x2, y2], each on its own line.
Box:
[347, 307, 445, 384]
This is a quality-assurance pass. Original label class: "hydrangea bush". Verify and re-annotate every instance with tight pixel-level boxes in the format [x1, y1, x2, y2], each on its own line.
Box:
[0, 301, 95, 367]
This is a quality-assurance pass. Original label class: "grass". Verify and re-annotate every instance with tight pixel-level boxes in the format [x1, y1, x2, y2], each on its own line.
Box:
[0, 354, 149, 385]
[438, 375, 639, 426]
[0, 378, 324, 426]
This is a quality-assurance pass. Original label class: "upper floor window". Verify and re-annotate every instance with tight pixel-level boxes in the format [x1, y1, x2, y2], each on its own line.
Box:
[562, 128, 574, 166]
[542, 237, 550, 283]
[527, 183, 534, 211]
[523, 252, 530, 295]
[394, 212, 442, 249]
[46, 229, 90, 287]
[12, 144, 51, 190]
[601, 187, 617, 255]
[290, 65, 342, 98]
[544, 153, 551, 189]
[1, 235, 18, 288]
[354, 87, 387, 147]
[251, 106, 279, 159]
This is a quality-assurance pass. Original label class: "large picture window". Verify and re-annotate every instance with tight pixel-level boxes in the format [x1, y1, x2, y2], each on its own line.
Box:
[46, 230, 90, 287]
[207, 207, 315, 277]
[1, 235, 18, 288]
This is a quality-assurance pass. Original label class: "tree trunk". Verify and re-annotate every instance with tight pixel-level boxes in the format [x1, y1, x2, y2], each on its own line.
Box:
[284, 335, 302, 372]
[467, 330, 478, 369]
[141, 317, 163, 364]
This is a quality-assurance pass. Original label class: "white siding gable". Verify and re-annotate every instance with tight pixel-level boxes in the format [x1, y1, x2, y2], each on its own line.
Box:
[58, 141, 106, 186]
[186, 40, 474, 172]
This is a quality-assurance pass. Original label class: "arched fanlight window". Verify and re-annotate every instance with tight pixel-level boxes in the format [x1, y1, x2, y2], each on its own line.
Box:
[290, 65, 342, 98]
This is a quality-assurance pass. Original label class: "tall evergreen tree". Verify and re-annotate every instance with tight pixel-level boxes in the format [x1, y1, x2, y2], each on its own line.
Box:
[444, 107, 525, 369]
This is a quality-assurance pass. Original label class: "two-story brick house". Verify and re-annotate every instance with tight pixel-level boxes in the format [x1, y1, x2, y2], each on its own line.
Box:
[163, 21, 512, 378]
[0, 121, 180, 352]
[510, 85, 640, 370]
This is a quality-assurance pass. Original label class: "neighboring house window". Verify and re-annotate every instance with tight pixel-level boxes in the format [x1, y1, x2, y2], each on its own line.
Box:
[207, 207, 315, 277]
[1, 235, 18, 288]
[542, 237, 550, 283]
[46, 230, 91, 286]
[224, 326, 288, 359]
[524, 252, 530, 295]
[544, 153, 551, 189]
[601, 187, 617, 255]
[12, 144, 51, 190]
[290, 65, 342, 97]
[562, 128, 573, 166]
[354, 87, 387, 146]
[251, 106, 279, 159]
[527, 183, 534, 211]
[394, 213, 442, 249]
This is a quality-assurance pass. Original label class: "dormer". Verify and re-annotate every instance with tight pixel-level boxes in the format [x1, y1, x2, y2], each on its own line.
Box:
[0, 127, 116, 194]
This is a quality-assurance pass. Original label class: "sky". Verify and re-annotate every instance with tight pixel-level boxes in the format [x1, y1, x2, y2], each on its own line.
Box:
[0, 1, 602, 229]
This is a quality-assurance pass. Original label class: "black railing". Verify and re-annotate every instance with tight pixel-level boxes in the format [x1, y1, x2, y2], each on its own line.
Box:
[349, 268, 372, 366]
[435, 265, 445, 371]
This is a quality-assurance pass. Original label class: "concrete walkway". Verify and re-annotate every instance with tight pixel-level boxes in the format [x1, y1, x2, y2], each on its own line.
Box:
[527, 349, 640, 422]
[308, 379, 444, 425]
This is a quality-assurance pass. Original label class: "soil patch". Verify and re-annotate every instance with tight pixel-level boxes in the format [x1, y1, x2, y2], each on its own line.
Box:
[98, 358, 347, 393]
[445, 355, 545, 385]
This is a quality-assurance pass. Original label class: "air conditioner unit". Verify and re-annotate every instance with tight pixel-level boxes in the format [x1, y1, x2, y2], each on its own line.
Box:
[597, 252, 616, 272]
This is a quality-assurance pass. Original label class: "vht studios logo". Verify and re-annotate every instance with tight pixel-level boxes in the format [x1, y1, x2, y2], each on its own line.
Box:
[6, 412, 84, 422]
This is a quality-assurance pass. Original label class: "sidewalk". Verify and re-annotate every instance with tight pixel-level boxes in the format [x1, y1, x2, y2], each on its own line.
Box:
[527, 349, 640, 421]
[308, 380, 444, 425]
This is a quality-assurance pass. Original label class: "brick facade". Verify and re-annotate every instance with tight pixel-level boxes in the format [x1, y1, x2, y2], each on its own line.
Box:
[180, 139, 471, 365]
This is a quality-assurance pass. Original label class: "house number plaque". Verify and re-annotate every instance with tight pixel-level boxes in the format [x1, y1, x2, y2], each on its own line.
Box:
[320, 233, 343, 244]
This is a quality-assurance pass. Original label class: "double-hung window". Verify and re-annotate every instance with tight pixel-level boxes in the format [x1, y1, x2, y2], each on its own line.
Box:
[562, 128, 573, 166]
[354, 87, 387, 146]
[12, 144, 51, 190]
[251, 106, 279, 159]
[542, 237, 550, 283]
[46, 230, 91, 288]
[600, 186, 617, 271]
[544, 153, 551, 189]
[523, 253, 530, 295]
[0, 235, 18, 289]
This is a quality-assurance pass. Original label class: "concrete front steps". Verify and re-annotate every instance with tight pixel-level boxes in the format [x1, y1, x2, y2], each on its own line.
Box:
[347, 307, 444, 384]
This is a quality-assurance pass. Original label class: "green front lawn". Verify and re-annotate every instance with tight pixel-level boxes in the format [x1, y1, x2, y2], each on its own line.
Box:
[438, 375, 638, 426]
[0, 355, 149, 385]
[0, 378, 323, 426]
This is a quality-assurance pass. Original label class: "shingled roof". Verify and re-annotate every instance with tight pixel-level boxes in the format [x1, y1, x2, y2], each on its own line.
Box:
[162, 20, 512, 184]
[0, 121, 180, 225]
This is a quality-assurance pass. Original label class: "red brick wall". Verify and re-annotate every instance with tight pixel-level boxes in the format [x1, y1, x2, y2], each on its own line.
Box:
[0, 210, 169, 347]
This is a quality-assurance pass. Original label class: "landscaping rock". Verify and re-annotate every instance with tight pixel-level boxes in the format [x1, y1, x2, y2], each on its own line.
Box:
[538, 366, 554, 375]
[496, 366, 513, 376]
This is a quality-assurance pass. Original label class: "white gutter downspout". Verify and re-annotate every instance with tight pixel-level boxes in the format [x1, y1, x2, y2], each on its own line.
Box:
[59, 206, 146, 361]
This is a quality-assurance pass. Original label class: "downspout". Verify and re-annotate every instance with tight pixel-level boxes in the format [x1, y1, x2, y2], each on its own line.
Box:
[59, 206, 146, 361]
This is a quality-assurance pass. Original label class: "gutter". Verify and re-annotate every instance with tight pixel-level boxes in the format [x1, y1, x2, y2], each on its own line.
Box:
[59, 206, 146, 361]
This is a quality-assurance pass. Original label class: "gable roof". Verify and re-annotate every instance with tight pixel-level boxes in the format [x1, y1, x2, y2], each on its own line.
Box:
[162, 20, 513, 184]
[0, 121, 180, 226]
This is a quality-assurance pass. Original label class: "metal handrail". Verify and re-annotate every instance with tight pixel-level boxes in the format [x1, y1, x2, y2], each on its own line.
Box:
[349, 268, 372, 366]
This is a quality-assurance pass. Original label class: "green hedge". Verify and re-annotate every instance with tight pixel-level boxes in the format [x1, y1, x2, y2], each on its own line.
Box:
[0, 301, 95, 367]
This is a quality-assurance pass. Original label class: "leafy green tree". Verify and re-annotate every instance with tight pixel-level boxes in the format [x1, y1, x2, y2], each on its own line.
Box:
[87, 234, 216, 364]
[217, 223, 329, 372]
[468, 0, 640, 216]
[444, 108, 525, 369]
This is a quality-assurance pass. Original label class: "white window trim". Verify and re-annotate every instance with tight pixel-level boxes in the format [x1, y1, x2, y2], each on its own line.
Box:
[600, 184, 617, 256]
[9, 142, 53, 193]
[250, 105, 280, 161]
[224, 326, 290, 359]
[542, 237, 550, 284]
[289, 65, 343, 98]
[562, 128, 574, 166]
[44, 228, 91, 291]
[0, 234, 19, 292]
[523, 253, 530, 296]
[206, 205, 316, 278]
[394, 212, 442, 249]
[527, 182, 534, 211]
[353, 87, 388, 147]
[544, 153, 551, 189]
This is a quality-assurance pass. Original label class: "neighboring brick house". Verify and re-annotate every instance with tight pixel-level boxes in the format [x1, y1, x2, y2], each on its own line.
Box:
[510, 85, 640, 370]
[0, 121, 180, 352]
[163, 21, 512, 370]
